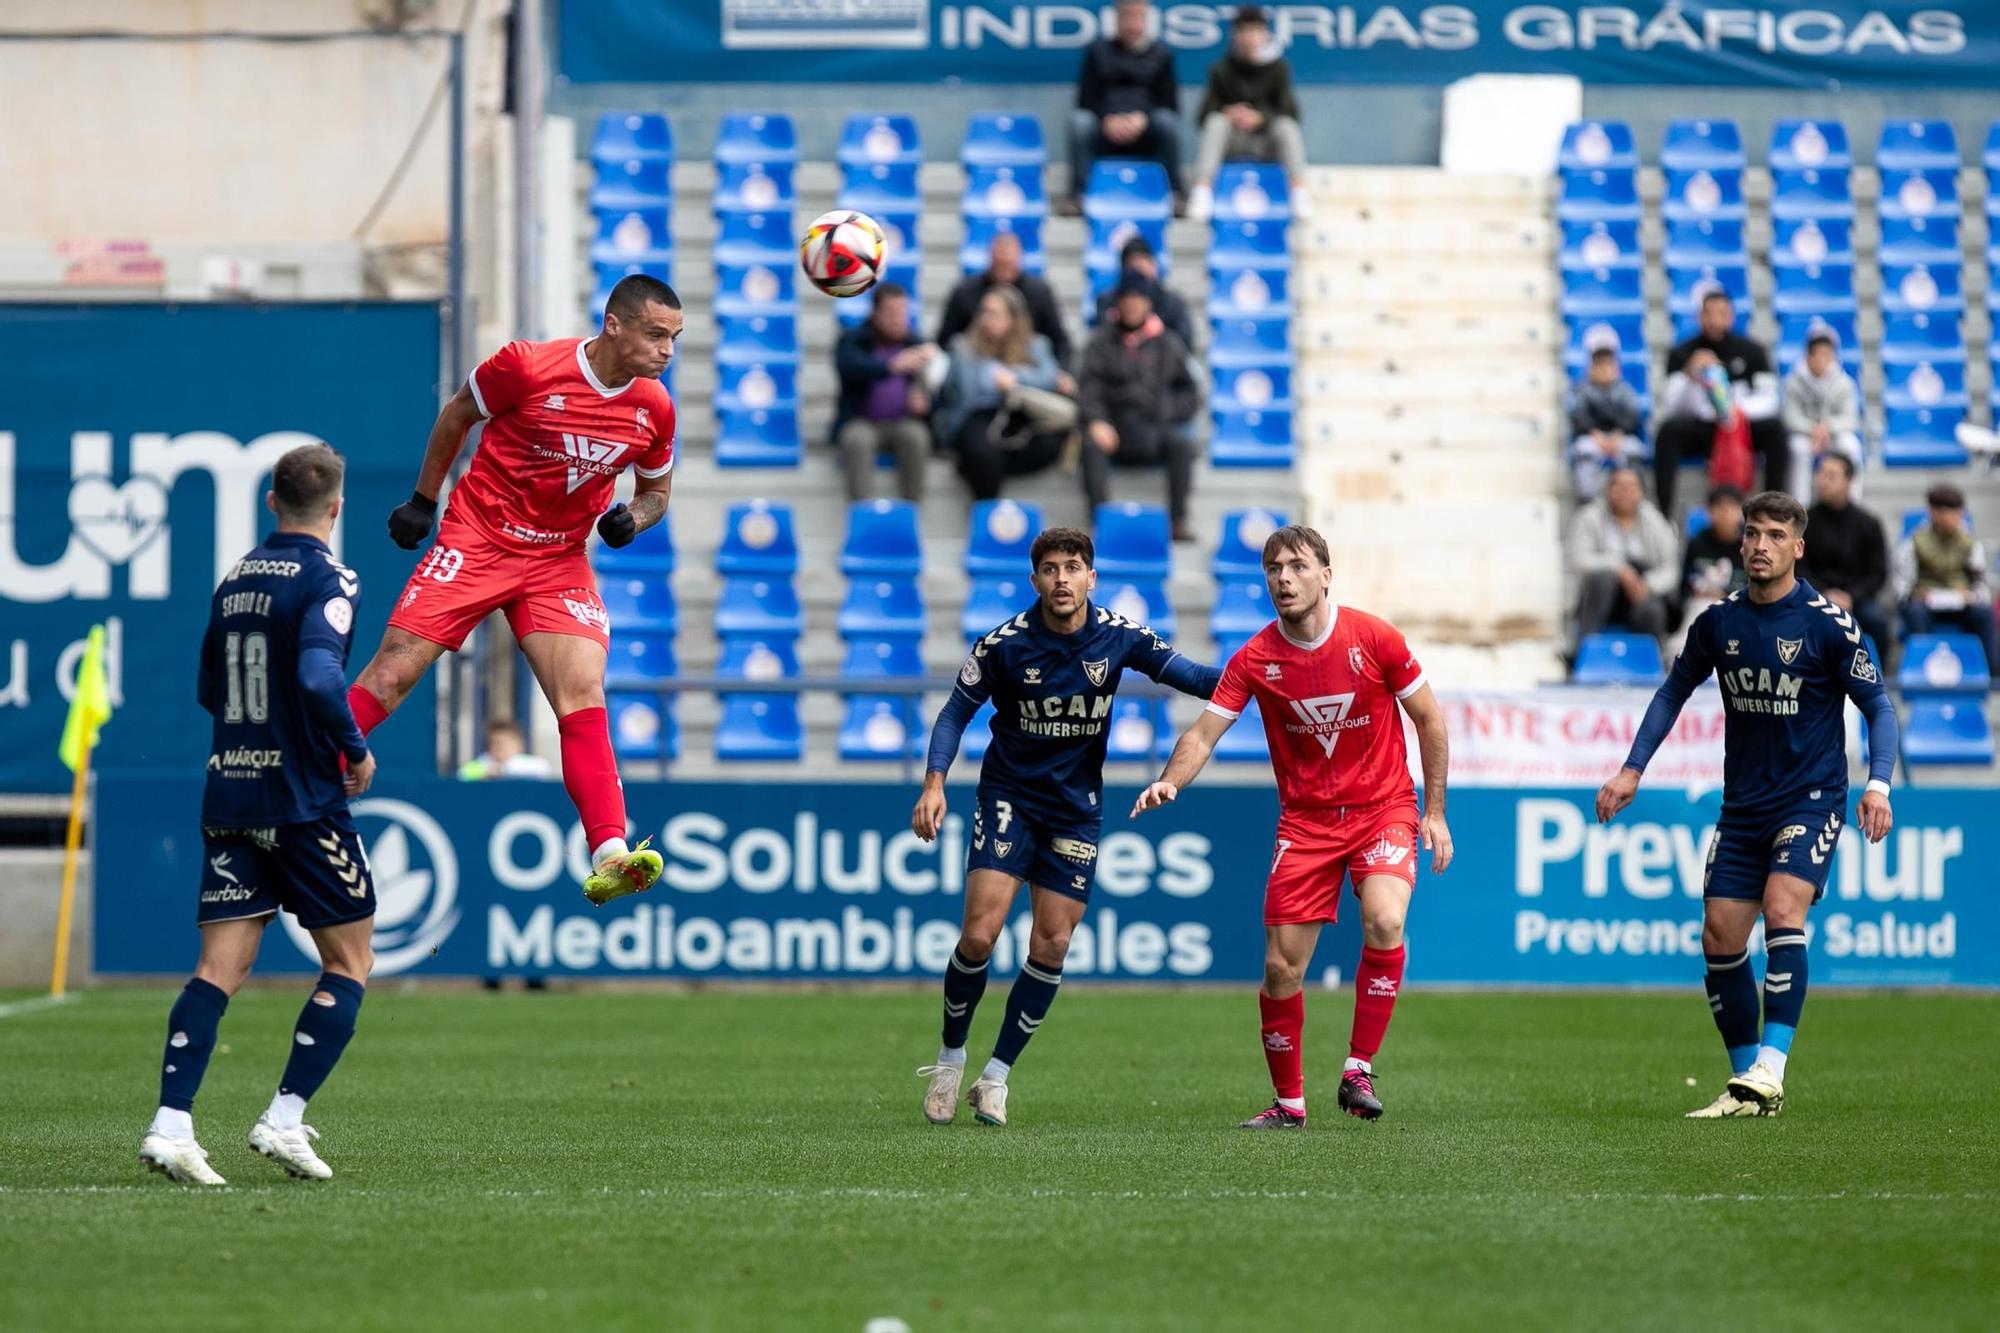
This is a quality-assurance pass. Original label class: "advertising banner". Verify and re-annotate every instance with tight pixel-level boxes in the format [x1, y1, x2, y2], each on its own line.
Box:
[0, 303, 445, 792]
[1440, 687, 1724, 788]
[95, 776, 1996, 987]
[559, 2, 1991, 87]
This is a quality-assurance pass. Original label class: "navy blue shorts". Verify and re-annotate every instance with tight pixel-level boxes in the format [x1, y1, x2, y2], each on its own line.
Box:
[198, 810, 376, 930]
[1703, 800, 1845, 903]
[965, 788, 1102, 902]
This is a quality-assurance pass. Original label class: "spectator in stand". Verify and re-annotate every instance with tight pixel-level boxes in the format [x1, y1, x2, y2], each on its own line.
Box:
[1092, 235, 1195, 349]
[1800, 453, 1892, 653]
[1568, 344, 1646, 501]
[1078, 273, 1201, 540]
[1068, 0, 1185, 216]
[1655, 288, 1784, 512]
[1681, 484, 1747, 620]
[1781, 329, 1863, 502]
[1186, 6, 1311, 221]
[457, 719, 554, 781]
[832, 283, 936, 503]
[1894, 483, 1997, 669]
[936, 231, 1072, 376]
[1569, 466, 1679, 646]
[934, 286, 1071, 502]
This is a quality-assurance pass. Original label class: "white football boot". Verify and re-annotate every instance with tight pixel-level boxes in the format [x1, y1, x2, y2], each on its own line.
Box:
[249, 1116, 334, 1180]
[1725, 1060, 1786, 1116]
[967, 1077, 1009, 1127]
[1684, 1087, 1762, 1119]
[917, 1063, 963, 1125]
[140, 1131, 227, 1185]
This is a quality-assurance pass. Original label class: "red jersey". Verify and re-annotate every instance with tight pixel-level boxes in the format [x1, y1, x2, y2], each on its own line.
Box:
[452, 337, 676, 553]
[1207, 605, 1426, 819]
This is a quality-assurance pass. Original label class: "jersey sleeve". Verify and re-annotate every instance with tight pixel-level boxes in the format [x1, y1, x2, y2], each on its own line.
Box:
[1622, 605, 1718, 772]
[635, 393, 677, 478]
[1206, 645, 1253, 720]
[296, 563, 360, 660]
[465, 340, 536, 420]
[1373, 618, 1426, 699]
[1820, 598, 1899, 788]
[1118, 619, 1220, 697]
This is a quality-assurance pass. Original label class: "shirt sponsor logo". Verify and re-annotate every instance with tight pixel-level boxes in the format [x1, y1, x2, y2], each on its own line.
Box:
[562, 596, 610, 631]
[1285, 693, 1359, 757]
[199, 885, 260, 906]
[1051, 837, 1097, 864]
[558, 433, 630, 494]
[208, 852, 240, 884]
[1356, 834, 1410, 868]
[210, 747, 283, 773]
[1850, 649, 1880, 684]
[1777, 636, 1803, 665]
[228, 558, 301, 580]
[1082, 657, 1109, 687]
[1775, 824, 1809, 846]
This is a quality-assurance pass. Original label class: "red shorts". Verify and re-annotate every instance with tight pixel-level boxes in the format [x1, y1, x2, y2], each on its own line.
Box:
[387, 516, 609, 652]
[1263, 806, 1420, 926]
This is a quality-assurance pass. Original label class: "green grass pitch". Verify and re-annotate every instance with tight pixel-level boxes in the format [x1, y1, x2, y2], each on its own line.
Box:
[2, 986, 1994, 1332]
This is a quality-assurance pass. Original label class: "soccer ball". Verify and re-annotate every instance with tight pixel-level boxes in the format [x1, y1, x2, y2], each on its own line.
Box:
[800, 210, 887, 298]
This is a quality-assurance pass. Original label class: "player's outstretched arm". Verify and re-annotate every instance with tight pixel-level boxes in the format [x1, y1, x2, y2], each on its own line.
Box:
[1398, 683, 1453, 873]
[1837, 628, 1899, 844]
[913, 666, 987, 841]
[1599, 612, 1718, 822]
[388, 386, 484, 550]
[1133, 709, 1232, 818]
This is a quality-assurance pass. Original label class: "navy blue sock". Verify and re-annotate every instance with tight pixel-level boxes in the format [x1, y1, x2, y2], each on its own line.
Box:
[940, 946, 989, 1052]
[1702, 950, 1760, 1076]
[159, 978, 229, 1112]
[1761, 930, 1809, 1056]
[991, 956, 1063, 1068]
[278, 973, 366, 1104]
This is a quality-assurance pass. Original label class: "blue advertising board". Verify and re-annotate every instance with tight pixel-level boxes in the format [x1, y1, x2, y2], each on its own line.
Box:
[0, 303, 444, 792]
[94, 776, 1996, 987]
[559, 2, 1991, 87]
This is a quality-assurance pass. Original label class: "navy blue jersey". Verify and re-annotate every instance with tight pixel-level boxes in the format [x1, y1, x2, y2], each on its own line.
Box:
[1626, 580, 1897, 817]
[930, 602, 1219, 814]
[198, 532, 364, 827]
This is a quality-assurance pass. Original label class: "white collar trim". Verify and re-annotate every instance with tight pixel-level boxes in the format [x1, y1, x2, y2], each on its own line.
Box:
[1278, 602, 1338, 651]
[577, 339, 634, 399]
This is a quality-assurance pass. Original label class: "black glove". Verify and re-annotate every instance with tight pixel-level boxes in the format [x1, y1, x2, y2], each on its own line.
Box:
[388, 491, 438, 550]
[597, 502, 637, 549]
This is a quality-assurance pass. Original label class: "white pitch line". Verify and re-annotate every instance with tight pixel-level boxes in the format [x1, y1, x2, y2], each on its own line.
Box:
[0, 994, 79, 1020]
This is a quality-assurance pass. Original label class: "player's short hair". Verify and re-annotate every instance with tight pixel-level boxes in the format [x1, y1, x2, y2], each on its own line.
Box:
[1262, 523, 1331, 569]
[270, 442, 344, 520]
[1030, 526, 1094, 570]
[605, 273, 680, 322]
[1743, 490, 1808, 533]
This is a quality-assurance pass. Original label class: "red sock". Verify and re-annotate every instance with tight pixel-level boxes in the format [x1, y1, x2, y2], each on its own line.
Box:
[346, 685, 390, 737]
[1349, 944, 1407, 1062]
[1259, 990, 1305, 1101]
[558, 706, 627, 851]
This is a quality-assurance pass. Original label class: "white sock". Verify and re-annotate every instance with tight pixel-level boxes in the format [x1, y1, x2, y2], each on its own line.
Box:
[937, 1045, 966, 1067]
[981, 1057, 1010, 1085]
[1755, 1046, 1790, 1080]
[591, 836, 630, 867]
[151, 1107, 193, 1140]
[1343, 1057, 1371, 1074]
[1277, 1096, 1306, 1113]
[265, 1091, 307, 1132]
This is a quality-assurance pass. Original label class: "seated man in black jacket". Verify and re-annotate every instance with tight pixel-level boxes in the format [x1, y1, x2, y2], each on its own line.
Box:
[1800, 452, 1892, 653]
[935, 232, 1072, 378]
[1654, 288, 1785, 512]
[1067, 0, 1185, 214]
[1090, 235, 1194, 349]
[1078, 274, 1201, 540]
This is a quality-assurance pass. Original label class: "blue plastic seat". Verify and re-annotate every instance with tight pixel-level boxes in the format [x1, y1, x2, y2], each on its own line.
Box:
[591, 206, 673, 267]
[714, 162, 795, 215]
[842, 636, 926, 681]
[1879, 168, 1960, 220]
[598, 572, 677, 632]
[1771, 218, 1854, 268]
[595, 509, 674, 573]
[715, 112, 797, 167]
[1564, 312, 1646, 361]
[963, 112, 1045, 167]
[1210, 578, 1274, 642]
[1771, 262, 1856, 317]
[1213, 163, 1291, 222]
[1661, 118, 1744, 171]
[716, 695, 804, 762]
[1212, 696, 1271, 762]
[1662, 168, 1746, 222]
[960, 215, 1046, 276]
[1094, 502, 1171, 579]
[1769, 167, 1854, 221]
[965, 499, 1041, 576]
[1560, 264, 1645, 313]
[1558, 121, 1637, 171]
[714, 577, 804, 637]
[717, 635, 800, 684]
[713, 212, 793, 266]
[1884, 359, 1967, 411]
[1208, 217, 1290, 268]
[1107, 697, 1170, 763]
[841, 498, 922, 577]
[1556, 168, 1641, 221]
[589, 156, 671, 211]
[1210, 364, 1292, 413]
[1662, 217, 1745, 265]
[838, 696, 923, 762]
[716, 500, 798, 576]
[1207, 265, 1291, 320]
[1880, 215, 1963, 265]
[1084, 159, 1173, 221]
[1670, 295, 1753, 342]
[605, 631, 678, 688]
[716, 361, 799, 413]
[1899, 634, 1991, 696]
[838, 113, 921, 167]
[1208, 317, 1289, 368]
[1777, 311, 1860, 374]
[962, 164, 1048, 219]
[1769, 119, 1852, 171]
[1881, 262, 1965, 316]
[1878, 119, 1959, 171]
[1902, 698, 1993, 765]
[714, 260, 797, 319]
[1210, 407, 1294, 468]
[1572, 633, 1665, 685]
[715, 406, 801, 468]
[716, 314, 799, 365]
[838, 161, 922, 215]
[838, 578, 925, 640]
[1558, 218, 1640, 270]
[1883, 407, 1968, 467]
[1100, 579, 1176, 641]
[608, 692, 678, 762]
[1984, 120, 2000, 173]
[1085, 217, 1170, 280]
[962, 576, 1029, 641]
[590, 259, 673, 309]
[1213, 508, 1290, 580]
[592, 112, 673, 165]
[1881, 312, 1965, 366]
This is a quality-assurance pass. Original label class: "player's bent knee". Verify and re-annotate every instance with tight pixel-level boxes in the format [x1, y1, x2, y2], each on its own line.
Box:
[1030, 929, 1075, 962]
[1262, 960, 1304, 997]
[958, 925, 1000, 962]
[1362, 911, 1406, 949]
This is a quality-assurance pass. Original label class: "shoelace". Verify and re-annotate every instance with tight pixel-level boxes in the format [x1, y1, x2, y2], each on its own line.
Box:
[1253, 1103, 1298, 1121]
[1344, 1071, 1377, 1095]
[915, 1064, 962, 1080]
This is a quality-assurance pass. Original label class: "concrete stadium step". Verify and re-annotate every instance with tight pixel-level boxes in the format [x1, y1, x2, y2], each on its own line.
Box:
[1299, 215, 1554, 260]
[1304, 364, 1561, 411]
[1300, 311, 1562, 356]
[1298, 266, 1556, 307]
[1306, 167, 1553, 209]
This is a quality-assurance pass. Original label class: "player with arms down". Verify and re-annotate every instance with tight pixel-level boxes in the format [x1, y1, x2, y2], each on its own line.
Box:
[911, 527, 1222, 1126]
[1597, 490, 1897, 1118]
[1134, 524, 1453, 1128]
[344, 274, 682, 905]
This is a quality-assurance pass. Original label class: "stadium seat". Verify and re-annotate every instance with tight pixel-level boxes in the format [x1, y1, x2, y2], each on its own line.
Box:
[1213, 508, 1289, 580]
[714, 577, 805, 637]
[838, 161, 922, 215]
[837, 579, 926, 640]
[713, 212, 793, 266]
[715, 406, 801, 468]
[1556, 168, 1641, 221]
[1558, 120, 1637, 171]
[1771, 262, 1857, 319]
[960, 214, 1046, 276]
[1572, 633, 1665, 685]
[608, 692, 678, 762]
[1210, 578, 1274, 642]
[715, 162, 795, 214]
[598, 572, 677, 632]
[1558, 218, 1641, 270]
[1100, 579, 1176, 641]
[1662, 217, 1745, 265]
[717, 635, 800, 683]
[715, 112, 797, 167]
[1559, 264, 1644, 314]
[1211, 364, 1292, 413]
[841, 498, 923, 577]
[1207, 265, 1291, 320]
[1084, 159, 1173, 221]
[1770, 217, 1854, 268]
[1882, 407, 1968, 467]
[1661, 168, 1746, 222]
[962, 164, 1048, 220]
[605, 631, 678, 688]
[1769, 168, 1853, 220]
[1879, 215, 1960, 264]
[1881, 312, 1965, 366]
[1877, 119, 1959, 171]
[1094, 502, 1172, 579]
[716, 361, 799, 413]
[1085, 218, 1170, 285]
[962, 576, 1029, 641]
[1902, 699, 1994, 765]
[716, 314, 800, 365]
[1212, 162, 1291, 222]
[1769, 118, 1852, 171]
[715, 695, 804, 763]
[595, 509, 674, 573]
[591, 206, 673, 268]
[1661, 118, 1743, 171]
[1209, 218, 1290, 267]
[714, 260, 797, 319]
[1208, 317, 1289, 368]
[1777, 310, 1859, 368]
[592, 111, 673, 166]
[1564, 313, 1646, 362]
[838, 113, 921, 167]
[1211, 697, 1271, 762]
[715, 499, 798, 576]
[1209, 407, 1294, 467]
[842, 636, 925, 681]
[589, 157, 671, 212]
[965, 499, 1040, 576]
[962, 112, 1045, 167]
[1883, 358, 1967, 411]
[1898, 634, 1992, 696]
[838, 696, 924, 762]
[1880, 262, 1965, 316]
[1878, 168, 1960, 221]
[1106, 697, 1169, 763]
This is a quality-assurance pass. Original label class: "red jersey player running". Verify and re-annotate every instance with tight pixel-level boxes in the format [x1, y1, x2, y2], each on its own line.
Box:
[1133, 523, 1453, 1127]
[345, 274, 682, 904]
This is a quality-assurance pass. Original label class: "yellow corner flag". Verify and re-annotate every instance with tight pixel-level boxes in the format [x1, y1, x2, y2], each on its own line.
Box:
[59, 624, 113, 772]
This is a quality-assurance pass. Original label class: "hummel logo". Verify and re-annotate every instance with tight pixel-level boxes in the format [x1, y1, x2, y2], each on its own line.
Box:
[545, 394, 566, 411]
[1265, 662, 1283, 680]
[1726, 639, 1741, 655]
[1367, 977, 1399, 997]
[559, 432, 629, 493]
[1263, 1032, 1294, 1052]
[209, 853, 238, 885]
[1023, 668, 1040, 684]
